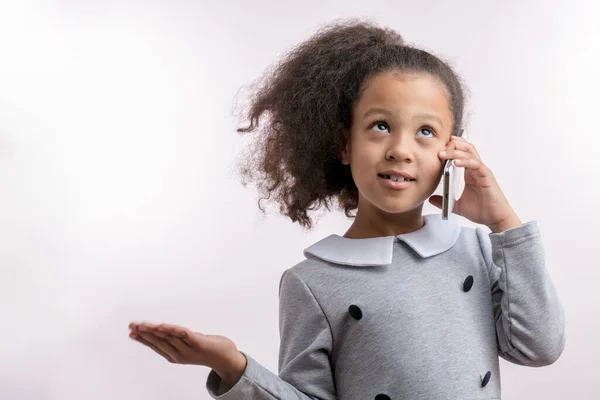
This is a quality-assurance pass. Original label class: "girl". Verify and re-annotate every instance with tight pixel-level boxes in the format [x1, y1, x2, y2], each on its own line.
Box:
[128, 20, 565, 399]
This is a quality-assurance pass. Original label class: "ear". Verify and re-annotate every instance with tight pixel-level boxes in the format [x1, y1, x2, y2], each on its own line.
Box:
[340, 145, 350, 165]
[340, 128, 351, 165]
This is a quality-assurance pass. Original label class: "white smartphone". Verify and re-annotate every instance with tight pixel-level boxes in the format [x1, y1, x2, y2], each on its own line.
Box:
[442, 128, 465, 220]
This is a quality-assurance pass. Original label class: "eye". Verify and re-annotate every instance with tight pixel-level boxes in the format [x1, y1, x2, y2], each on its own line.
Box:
[417, 127, 435, 138]
[370, 121, 390, 134]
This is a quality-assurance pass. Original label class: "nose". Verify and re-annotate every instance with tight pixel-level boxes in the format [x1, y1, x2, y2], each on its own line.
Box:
[385, 134, 413, 162]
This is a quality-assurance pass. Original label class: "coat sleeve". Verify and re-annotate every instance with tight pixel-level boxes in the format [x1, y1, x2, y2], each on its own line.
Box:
[476, 221, 566, 367]
[205, 269, 337, 399]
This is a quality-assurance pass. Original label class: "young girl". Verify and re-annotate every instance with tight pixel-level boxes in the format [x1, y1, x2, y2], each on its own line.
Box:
[128, 20, 565, 399]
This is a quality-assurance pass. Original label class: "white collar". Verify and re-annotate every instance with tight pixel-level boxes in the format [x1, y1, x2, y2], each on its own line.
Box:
[303, 213, 461, 267]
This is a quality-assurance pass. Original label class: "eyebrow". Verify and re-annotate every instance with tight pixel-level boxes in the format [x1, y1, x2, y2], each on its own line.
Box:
[363, 107, 444, 128]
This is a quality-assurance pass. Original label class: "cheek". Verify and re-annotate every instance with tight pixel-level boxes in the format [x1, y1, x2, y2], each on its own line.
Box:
[410, 147, 442, 175]
[422, 156, 444, 183]
[347, 150, 380, 189]
[350, 145, 379, 172]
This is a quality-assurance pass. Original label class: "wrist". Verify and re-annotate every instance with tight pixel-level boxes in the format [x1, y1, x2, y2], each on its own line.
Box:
[214, 351, 247, 386]
[488, 215, 522, 234]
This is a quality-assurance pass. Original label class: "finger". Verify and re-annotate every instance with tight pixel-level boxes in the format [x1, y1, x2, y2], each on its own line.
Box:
[440, 149, 471, 161]
[129, 321, 147, 331]
[447, 140, 480, 159]
[451, 135, 471, 144]
[136, 321, 161, 331]
[449, 135, 477, 148]
[140, 323, 199, 351]
[155, 324, 197, 348]
[453, 157, 485, 172]
[137, 330, 182, 362]
[169, 335, 192, 353]
[148, 325, 193, 353]
[130, 331, 174, 363]
[136, 323, 195, 352]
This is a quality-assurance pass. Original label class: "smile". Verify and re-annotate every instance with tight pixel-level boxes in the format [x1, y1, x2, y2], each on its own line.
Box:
[378, 174, 415, 182]
[377, 174, 415, 190]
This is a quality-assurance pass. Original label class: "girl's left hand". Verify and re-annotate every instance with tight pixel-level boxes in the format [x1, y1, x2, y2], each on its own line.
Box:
[429, 135, 522, 233]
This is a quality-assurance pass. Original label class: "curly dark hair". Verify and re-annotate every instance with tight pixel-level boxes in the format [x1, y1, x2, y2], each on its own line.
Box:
[236, 19, 466, 229]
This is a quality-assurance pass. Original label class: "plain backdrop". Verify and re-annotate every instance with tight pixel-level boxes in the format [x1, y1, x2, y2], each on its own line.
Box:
[0, 1, 598, 399]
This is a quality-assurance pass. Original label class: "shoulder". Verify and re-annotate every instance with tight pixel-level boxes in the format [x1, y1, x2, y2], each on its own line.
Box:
[282, 256, 334, 287]
[276, 238, 349, 297]
[450, 223, 487, 252]
[456, 224, 497, 265]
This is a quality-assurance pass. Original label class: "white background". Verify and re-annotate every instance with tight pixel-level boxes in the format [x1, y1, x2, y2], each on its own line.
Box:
[1, 1, 597, 399]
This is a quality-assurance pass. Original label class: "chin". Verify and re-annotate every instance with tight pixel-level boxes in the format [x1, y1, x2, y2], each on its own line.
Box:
[355, 182, 430, 216]
[372, 198, 423, 215]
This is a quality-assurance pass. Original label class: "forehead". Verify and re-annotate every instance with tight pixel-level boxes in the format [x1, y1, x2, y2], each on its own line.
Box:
[355, 71, 452, 120]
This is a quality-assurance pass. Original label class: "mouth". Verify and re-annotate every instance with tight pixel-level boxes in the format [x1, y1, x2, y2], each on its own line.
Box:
[377, 173, 416, 182]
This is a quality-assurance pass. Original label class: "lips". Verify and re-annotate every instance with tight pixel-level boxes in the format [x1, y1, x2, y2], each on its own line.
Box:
[377, 170, 416, 182]
[378, 174, 415, 182]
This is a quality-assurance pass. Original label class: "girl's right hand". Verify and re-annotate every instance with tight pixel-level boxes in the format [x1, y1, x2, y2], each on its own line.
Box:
[128, 321, 247, 385]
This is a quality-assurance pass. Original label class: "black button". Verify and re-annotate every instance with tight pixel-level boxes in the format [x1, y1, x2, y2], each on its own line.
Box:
[481, 370, 491, 387]
[463, 275, 474, 292]
[348, 305, 363, 320]
[375, 395, 391, 400]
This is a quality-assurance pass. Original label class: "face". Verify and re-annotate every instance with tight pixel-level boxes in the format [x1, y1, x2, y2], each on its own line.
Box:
[341, 70, 453, 216]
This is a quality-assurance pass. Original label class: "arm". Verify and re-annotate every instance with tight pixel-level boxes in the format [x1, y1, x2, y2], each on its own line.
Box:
[477, 221, 566, 367]
[206, 269, 337, 399]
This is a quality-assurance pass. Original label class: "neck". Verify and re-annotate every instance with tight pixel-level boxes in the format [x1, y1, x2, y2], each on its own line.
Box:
[344, 202, 425, 239]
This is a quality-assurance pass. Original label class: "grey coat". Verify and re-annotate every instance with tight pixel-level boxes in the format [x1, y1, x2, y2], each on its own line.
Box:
[206, 214, 566, 399]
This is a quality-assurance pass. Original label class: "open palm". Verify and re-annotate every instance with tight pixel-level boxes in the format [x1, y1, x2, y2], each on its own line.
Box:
[128, 321, 245, 376]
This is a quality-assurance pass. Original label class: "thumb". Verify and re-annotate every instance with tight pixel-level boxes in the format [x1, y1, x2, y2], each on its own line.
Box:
[428, 195, 443, 209]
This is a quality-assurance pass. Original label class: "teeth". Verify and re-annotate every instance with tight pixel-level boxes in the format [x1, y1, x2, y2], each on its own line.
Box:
[382, 174, 412, 182]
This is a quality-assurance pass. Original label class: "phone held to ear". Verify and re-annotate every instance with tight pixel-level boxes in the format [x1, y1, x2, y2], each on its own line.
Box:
[442, 129, 465, 220]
